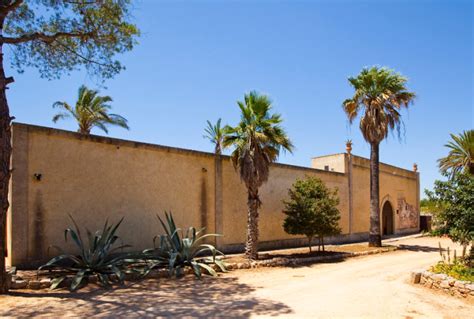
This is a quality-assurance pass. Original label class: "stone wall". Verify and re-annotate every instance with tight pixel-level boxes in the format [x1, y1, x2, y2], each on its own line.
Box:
[412, 270, 474, 299]
[7, 123, 420, 268]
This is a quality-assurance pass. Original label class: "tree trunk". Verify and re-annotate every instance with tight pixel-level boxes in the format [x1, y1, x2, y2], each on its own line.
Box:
[78, 128, 90, 135]
[245, 187, 259, 260]
[369, 142, 382, 247]
[308, 236, 312, 253]
[0, 15, 11, 294]
[321, 236, 325, 252]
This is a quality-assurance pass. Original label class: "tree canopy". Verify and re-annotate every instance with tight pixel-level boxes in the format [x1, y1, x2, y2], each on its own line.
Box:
[282, 176, 341, 252]
[342, 66, 416, 144]
[425, 173, 473, 247]
[2, 0, 139, 79]
[224, 91, 293, 192]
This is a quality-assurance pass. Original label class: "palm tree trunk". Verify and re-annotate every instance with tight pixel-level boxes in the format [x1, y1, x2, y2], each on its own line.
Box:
[245, 186, 259, 260]
[0, 15, 11, 294]
[369, 142, 382, 247]
[78, 128, 90, 135]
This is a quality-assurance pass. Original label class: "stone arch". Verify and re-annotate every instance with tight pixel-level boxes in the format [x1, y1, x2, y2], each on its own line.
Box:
[380, 197, 395, 236]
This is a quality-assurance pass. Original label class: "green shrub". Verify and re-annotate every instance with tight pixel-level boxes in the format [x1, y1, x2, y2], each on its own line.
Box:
[431, 262, 474, 282]
[282, 176, 341, 252]
[143, 212, 227, 278]
[39, 216, 141, 291]
[425, 173, 473, 263]
[431, 242, 474, 282]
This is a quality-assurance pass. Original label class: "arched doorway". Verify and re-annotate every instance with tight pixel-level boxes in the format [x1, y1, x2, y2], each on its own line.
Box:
[382, 201, 394, 235]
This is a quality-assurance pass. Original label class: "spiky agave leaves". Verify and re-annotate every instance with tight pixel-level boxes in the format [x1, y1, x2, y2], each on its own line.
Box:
[144, 212, 227, 278]
[39, 215, 141, 291]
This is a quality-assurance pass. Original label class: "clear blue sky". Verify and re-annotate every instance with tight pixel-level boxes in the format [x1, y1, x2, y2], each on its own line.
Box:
[5, 0, 473, 195]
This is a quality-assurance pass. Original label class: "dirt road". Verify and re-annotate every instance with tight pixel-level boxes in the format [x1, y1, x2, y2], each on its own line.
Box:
[0, 236, 472, 318]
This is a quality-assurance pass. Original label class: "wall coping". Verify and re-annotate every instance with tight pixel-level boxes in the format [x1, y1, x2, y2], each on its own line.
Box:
[312, 152, 417, 176]
[12, 122, 345, 177]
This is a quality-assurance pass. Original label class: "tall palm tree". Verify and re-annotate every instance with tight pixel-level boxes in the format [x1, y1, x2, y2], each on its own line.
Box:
[52, 85, 129, 134]
[203, 118, 225, 155]
[343, 66, 416, 247]
[438, 130, 474, 177]
[224, 91, 293, 259]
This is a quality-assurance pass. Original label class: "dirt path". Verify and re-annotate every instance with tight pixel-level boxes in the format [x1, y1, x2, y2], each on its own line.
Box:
[0, 236, 472, 318]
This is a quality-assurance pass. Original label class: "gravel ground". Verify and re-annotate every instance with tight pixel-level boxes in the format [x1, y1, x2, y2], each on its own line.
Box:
[0, 236, 472, 318]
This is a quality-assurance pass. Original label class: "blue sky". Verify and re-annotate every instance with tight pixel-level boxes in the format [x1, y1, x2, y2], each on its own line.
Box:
[6, 0, 473, 195]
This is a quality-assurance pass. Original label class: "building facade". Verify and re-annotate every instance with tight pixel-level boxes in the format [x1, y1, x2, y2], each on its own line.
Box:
[7, 123, 420, 268]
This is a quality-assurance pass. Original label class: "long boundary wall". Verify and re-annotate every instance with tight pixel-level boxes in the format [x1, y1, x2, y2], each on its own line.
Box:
[7, 123, 419, 268]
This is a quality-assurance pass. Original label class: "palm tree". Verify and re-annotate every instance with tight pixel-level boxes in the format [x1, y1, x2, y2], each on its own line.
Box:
[343, 66, 416, 247]
[224, 91, 293, 259]
[52, 85, 129, 134]
[203, 118, 225, 155]
[438, 130, 474, 177]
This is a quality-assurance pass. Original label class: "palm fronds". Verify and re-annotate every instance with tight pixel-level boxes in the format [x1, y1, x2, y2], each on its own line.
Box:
[52, 85, 129, 134]
[438, 130, 474, 177]
[342, 66, 416, 144]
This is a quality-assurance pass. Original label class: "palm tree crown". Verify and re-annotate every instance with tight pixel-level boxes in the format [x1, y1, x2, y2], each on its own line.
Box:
[203, 118, 225, 155]
[52, 85, 129, 135]
[224, 91, 293, 191]
[343, 66, 416, 143]
[438, 130, 474, 176]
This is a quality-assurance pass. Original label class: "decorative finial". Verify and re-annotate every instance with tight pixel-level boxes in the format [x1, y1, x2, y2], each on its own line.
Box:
[413, 163, 418, 172]
[346, 139, 352, 154]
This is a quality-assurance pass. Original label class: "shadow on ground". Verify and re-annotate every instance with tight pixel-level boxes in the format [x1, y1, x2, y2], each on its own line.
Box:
[1, 276, 293, 318]
[397, 244, 440, 252]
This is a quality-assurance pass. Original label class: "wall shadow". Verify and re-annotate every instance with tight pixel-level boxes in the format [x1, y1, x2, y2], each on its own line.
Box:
[30, 190, 46, 266]
[397, 244, 440, 252]
[2, 276, 293, 318]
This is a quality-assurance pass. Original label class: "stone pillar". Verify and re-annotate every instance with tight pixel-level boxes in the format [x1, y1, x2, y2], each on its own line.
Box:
[214, 155, 224, 249]
[414, 163, 420, 231]
[346, 140, 353, 235]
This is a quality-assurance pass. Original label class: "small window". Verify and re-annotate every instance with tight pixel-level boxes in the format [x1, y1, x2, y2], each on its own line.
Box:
[324, 165, 329, 171]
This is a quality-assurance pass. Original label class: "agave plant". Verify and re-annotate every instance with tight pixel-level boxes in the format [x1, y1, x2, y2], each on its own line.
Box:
[144, 212, 227, 278]
[39, 215, 141, 291]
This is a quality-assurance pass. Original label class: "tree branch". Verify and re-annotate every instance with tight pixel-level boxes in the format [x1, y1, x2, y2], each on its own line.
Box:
[0, 0, 23, 15]
[1, 31, 94, 44]
[55, 40, 121, 73]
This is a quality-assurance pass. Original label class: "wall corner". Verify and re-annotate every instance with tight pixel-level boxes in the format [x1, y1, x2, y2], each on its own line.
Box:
[8, 123, 30, 268]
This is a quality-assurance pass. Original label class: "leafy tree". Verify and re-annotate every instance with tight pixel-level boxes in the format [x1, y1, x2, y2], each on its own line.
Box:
[343, 66, 415, 247]
[438, 130, 474, 177]
[203, 118, 225, 155]
[53, 85, 129, 134]
[282, 176, 341, 252]
[0, 0, 139, 294]
[224, 91, 293, 260]
[426, 173, 473, 262]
